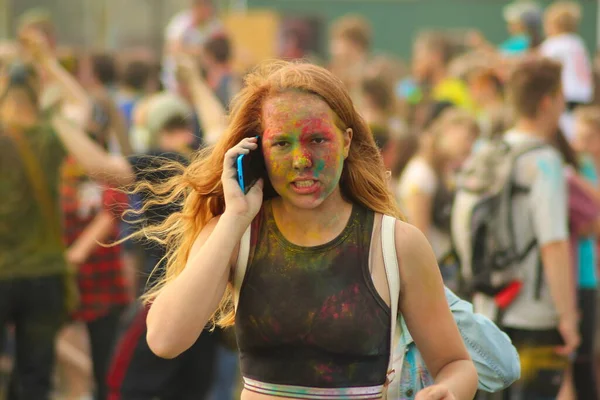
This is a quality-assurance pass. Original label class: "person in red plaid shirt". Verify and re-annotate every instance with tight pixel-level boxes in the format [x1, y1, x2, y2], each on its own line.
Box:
[61, 154, 132, 400]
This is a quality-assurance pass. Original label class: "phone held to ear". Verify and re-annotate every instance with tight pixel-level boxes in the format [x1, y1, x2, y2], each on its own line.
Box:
[236, 136, 266, 194]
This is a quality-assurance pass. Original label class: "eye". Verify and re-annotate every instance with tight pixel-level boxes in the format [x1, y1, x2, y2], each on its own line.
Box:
[311, 137, 327, 144]
[273, 140, 289, 148]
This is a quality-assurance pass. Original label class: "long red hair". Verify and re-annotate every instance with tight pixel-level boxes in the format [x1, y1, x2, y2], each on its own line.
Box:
[137, 60, 403, 327]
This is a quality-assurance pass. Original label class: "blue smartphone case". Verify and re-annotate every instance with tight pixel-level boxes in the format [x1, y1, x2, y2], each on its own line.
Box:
[236, 154, 246, 193]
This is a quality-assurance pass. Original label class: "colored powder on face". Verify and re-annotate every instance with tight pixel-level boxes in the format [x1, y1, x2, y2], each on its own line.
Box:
[314, 159, 326, 176]
[261, 92, 348, 206]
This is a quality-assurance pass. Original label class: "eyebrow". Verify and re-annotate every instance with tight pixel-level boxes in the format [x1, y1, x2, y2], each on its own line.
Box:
[263, 131, 293, 141]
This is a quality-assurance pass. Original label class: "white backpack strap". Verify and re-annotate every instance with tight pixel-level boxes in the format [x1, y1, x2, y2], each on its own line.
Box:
[381, 215, 401, 386]
[233, 225, 251, 312]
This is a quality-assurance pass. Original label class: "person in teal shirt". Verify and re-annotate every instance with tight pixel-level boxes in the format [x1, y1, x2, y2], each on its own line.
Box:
[570, 156, 599, 399]
[500, 1, 543, 56]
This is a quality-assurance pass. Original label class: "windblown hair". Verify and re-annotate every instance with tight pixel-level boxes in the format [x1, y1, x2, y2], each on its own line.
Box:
[136, 60, 403, 328]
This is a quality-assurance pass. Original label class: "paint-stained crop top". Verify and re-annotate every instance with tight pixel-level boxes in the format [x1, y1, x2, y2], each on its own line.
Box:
[234, 201, 391, 393]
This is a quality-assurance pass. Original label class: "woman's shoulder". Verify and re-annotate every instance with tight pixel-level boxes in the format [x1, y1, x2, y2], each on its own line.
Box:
[376, 216, 432, 256]
[387, 218, 437, 269]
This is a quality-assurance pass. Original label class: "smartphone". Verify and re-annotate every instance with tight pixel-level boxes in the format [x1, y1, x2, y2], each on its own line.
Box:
[236, 137, 266, 194]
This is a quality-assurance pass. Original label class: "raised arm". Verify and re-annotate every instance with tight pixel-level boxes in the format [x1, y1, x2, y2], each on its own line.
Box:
[106, 99, 134, 156]
[396, 221, 478, 400]
[51, 114, 135, 187]
[19, 29, 135, 186]
[20, 29, 90, 120]
[175, 55, 227, 145]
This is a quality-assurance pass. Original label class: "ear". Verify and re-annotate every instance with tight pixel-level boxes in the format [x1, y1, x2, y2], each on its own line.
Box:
[540, 94, 554, 114]
[343, 128, 353, 158]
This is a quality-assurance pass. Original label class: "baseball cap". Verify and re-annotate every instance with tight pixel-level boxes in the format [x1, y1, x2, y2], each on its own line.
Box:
[146, 92, 192, 137]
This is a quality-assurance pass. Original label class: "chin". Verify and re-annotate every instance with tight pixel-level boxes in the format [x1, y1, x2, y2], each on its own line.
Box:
[274, 187, 333, 210]
[279, 195, 326, 210]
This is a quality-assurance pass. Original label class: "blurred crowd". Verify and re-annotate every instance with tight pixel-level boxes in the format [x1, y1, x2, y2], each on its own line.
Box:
[1, 0, 600, 399]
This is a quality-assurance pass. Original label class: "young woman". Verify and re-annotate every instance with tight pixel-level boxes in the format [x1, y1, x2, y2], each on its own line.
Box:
[137, 61, 477, 400]
[49, 57, 478, 399]
[396, 108, 479, 291]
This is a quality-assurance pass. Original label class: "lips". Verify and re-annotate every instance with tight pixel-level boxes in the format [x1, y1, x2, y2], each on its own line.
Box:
[291, 179, 320, 194]
[293, 180, 315, 188]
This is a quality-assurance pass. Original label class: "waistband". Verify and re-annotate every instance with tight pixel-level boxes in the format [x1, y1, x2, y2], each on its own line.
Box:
[243, 377, 384, 399]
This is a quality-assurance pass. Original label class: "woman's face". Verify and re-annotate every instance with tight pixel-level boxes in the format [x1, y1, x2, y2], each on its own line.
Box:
[412, 43, 436, 83]
[467, 76, 495, 105]
[261, 91, 352, 210]
[574, 120, 600, 161]
[437, 124, 477, 166]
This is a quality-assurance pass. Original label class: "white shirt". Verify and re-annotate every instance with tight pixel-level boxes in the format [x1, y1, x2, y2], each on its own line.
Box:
[161, 10, 224, 91]
[541, 33, 593, 104]
[397, 157, 452, 261]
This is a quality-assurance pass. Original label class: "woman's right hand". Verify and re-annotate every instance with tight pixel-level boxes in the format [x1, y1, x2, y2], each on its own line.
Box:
[221, 137, 264, 224]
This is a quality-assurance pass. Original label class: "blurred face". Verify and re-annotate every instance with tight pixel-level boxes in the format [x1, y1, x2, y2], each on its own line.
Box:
[329, 37, 355, 64]
[507, 20, 524, 35]
[543, 14, 559, 37]
[574, 120, 600, 160]
[412, 44, 436, 83]
[191, 2, 214, 25]
[159, 128, 195, 152]
[437, 124, 478, 165]
[261, 91, 352, 210]
[467, 75, 495, 105]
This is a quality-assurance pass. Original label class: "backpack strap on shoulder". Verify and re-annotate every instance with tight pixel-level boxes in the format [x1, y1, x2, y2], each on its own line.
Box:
[233, 225, 251, 312]
[381, 215, 401, 386]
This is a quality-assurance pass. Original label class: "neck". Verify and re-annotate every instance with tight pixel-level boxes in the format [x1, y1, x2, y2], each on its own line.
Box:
[416, 135, 436, 165]
[482, 95, 504, 110]
[417, 148, 435, 166]
[514, 117, 553, 140]
[91, 82, 110, 94]
[549, 30, 568, 38]
[271, 189, 353, 246]
[119, 86, 140, 96]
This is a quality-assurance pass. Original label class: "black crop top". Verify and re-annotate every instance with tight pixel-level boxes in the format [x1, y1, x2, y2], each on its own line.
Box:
[235, 201, 391, 394]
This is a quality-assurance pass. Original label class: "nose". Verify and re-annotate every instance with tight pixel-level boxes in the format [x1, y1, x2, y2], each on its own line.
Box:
[292, 146, 312, 170]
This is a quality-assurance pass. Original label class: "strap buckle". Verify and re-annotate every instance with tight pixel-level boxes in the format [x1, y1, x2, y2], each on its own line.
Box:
[385, 369, 396, 386]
